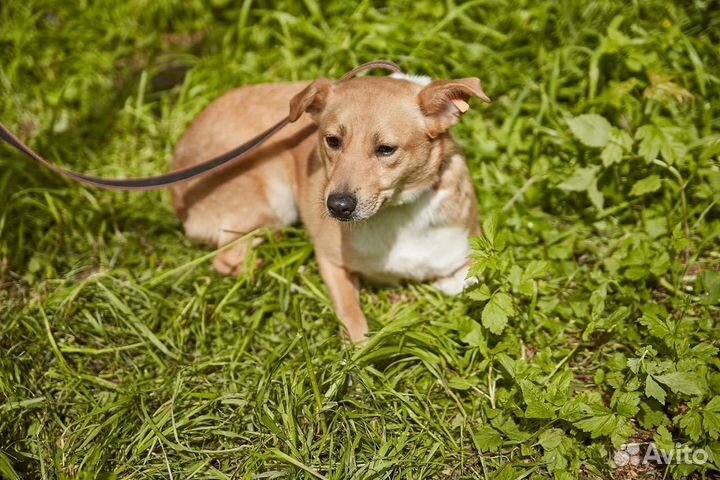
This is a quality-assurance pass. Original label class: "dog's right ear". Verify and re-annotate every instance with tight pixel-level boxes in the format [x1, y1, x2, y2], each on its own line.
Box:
[418, 78, 490, 138]
[288, 78, 332, 122]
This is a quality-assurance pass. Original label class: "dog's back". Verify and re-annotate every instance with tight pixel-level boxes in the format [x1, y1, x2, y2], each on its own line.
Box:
[170, 83, 315, 274]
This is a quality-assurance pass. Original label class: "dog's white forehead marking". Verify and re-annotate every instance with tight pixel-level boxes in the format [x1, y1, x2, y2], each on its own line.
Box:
[390, 72, 432, 86]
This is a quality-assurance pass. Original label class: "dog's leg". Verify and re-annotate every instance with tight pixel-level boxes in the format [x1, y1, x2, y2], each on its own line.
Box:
[213, 235, 262, 277]
[433, 263, 477, 296]
[211, 214, 275, 277]
[317, 257, 368, 343]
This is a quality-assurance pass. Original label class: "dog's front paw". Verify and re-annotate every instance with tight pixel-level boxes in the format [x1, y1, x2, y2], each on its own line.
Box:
[433, 264, 476, 296]
[345, 321, 369, 345]
[212, 246, 249, 277]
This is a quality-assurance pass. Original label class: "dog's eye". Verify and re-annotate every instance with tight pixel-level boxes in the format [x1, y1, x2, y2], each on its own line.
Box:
[376, 145, 397, 157]
[325, 135, 342, 150]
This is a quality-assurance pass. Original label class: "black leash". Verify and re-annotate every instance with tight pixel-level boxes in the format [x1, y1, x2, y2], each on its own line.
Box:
[0, 60, 401, 191]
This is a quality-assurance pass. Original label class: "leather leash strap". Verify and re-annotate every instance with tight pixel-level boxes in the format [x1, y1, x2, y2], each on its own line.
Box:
[0, 60, 401, 191]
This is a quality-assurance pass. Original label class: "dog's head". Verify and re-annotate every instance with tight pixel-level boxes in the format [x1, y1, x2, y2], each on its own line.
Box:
[289, 73, 490, 222]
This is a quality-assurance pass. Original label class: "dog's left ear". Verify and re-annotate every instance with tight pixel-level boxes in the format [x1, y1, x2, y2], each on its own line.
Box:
[288, 78, 333, 122]
[418, 78, 491, 138]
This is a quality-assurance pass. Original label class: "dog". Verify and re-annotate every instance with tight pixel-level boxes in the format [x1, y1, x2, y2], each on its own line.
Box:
[170, 70, 490, 343]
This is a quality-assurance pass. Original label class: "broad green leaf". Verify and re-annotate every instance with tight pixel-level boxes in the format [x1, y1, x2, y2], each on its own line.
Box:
[645, 376, 667, 404]
[645, 216, 668, 239]
[496, 353, 517, 379]
[699, 271, 720, 305]
[704, 410, 720, 439]
[467, 283, 491, 302]
[654, 425, 675, 452]
[704, 397, 720, 439]
[511, 260, 549, 296]
[624, 266, 649, 280]
[706, 397, 720, 412]
[590, 284, 607, 319]
[473, 425, 503, 452]
[542, 442, 570, 473]
[650, 251, 670, 276]
[567, 114, 612, 147]
[654, 372, 704, 396]
[679, 410, 703, 441]
[524, 400, 556, 419]
[519, 380, 556, 419]
[547, 371, 574, 406]
[636, 124, 686, 164]
[539, 428, 564, 450]
[459, 317, 485, 347]
[630, 175, 662, 196]
[481, 292, 514, 334]
[628, 358, 641, 375]
[492, 465, 520, 480]
[507, 265, 524, 290]
[524, 260, 549, 279]
[482, 214, 498, 245]
[574, 411, 618, 438]
[638, 312, 672, 339]
[516, 279, 536, 297]
[692, 343, 720, 361]
[543, 455, 571, 477]
[491, 415, 531, 442]
[558, 166, 599, 192]
[610, 417, 634, 447]
[614, 391, 640, 418]
[639, 401, 670, 429]
[587, 178, 604, 211]
[601, 128, 633, 166]
[560, 396, 589, 422]
[636, 124, 663, 162]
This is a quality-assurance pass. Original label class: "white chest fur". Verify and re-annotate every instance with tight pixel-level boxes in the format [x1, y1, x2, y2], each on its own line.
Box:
[348, 189, 469, 284]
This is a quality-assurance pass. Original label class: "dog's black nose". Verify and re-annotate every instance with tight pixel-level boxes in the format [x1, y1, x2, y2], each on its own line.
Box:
[327, 192, 357, 219]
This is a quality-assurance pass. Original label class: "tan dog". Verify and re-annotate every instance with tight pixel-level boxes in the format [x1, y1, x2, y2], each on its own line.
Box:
[171, 71, 490, 342]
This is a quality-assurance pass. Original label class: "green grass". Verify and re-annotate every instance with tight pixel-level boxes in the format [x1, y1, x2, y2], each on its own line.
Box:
[1, 1, 719, 478]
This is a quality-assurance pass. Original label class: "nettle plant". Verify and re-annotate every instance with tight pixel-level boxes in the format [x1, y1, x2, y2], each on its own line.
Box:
[460, 12, 719, 480]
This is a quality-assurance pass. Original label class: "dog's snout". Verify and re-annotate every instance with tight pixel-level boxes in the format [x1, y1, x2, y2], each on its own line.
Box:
[327, 192, 357, 219]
